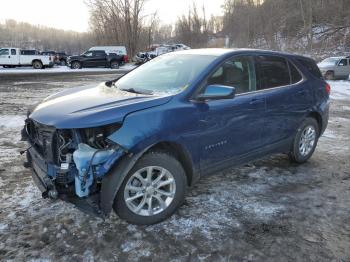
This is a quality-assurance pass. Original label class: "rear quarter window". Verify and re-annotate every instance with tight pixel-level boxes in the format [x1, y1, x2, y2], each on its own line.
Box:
[296, 58, 322, 79]
[289, 61, 303, 83]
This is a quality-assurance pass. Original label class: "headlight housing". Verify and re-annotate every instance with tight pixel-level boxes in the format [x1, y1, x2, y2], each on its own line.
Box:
[80, 123, 122, 149]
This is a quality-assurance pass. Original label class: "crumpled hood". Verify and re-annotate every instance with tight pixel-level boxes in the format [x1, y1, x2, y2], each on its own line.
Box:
[29, 83, 173, 129]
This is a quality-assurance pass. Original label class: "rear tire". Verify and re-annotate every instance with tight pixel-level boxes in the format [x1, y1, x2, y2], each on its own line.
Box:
[110, 60, 119, 69]
[113, 151, 187, 225]
[32, 61, 43, 69]
[289, 118, 319, 163]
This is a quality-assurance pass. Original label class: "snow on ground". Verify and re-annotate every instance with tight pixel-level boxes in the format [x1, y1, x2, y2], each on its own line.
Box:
[0, 76, 349, 261]
[0, 64, 136, 75]
[328, 80, 350, 100]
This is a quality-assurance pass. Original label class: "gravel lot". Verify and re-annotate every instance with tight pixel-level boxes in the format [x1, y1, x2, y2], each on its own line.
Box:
[0, 75, 349, 261]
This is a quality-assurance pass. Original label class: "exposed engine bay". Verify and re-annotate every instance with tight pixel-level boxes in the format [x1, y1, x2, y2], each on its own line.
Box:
[23, 119, 125, 202]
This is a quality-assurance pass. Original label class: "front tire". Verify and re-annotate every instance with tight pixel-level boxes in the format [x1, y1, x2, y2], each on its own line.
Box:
[289, 118, 319, 163]
[113, 152, 187, 225]
[71, 61, 81, 69]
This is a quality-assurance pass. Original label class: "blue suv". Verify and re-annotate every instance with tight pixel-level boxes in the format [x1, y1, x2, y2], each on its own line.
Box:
[22, 49, 330, 224]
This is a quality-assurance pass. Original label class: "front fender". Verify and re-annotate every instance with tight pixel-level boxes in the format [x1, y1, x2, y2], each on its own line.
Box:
[100, 149, 146, 215]
[101, 102, 201, 215]
[107, 104, 180, 153]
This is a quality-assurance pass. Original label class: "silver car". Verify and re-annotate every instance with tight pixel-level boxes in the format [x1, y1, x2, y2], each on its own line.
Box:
[318, 56, 350, 80]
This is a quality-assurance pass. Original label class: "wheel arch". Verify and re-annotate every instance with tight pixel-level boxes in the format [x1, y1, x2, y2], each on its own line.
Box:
[99, 140, 197, 216]
[70, 60, 82, 66]
[306, 111, 322, 135]
[145, 141, 196, 187]
[31, 59, 42, 65]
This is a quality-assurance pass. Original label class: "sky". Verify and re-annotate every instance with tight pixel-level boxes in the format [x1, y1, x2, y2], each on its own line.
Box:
[0, 0, 225, 32]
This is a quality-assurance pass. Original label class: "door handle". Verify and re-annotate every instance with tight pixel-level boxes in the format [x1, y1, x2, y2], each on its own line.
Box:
[8, 56, 10, 58]
[249, 98, 264, 105]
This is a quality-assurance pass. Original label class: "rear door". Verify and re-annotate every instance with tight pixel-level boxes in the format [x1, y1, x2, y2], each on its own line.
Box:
[256, 55, 313, 147]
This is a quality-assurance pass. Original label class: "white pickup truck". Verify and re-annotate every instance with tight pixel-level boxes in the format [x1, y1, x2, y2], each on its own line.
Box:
[0, 48, 54, 69]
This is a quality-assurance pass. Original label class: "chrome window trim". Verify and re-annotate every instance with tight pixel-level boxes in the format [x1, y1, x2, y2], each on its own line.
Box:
[235, 56, 306, 97]
[192, 53, 306, 100]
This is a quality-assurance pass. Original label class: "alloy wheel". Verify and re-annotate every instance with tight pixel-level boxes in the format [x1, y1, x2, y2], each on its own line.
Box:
[123, 166, 176, 216]
[299, 125, 316, 156]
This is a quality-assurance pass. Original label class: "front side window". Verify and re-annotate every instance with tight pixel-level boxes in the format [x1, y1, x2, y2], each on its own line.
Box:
[115, 53, 217, 95]
[83, 51, 93, 57]
[338, 59, 348, 66]
[0, 49, 9, 55]
[257, 55, 290, 89]
[207, 56, 256, 94]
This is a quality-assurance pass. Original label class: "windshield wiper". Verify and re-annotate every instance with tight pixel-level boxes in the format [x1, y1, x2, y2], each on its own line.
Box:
[119, 87, 154, 95]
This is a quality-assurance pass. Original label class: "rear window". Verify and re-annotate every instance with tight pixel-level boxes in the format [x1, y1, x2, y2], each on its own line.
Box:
[257, 55, 290, 89]
[297, 58, 322, 79]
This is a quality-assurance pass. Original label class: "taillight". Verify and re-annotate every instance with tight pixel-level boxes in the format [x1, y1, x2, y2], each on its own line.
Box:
[325, 83, 331, 94]
[124, 55, 128, 63]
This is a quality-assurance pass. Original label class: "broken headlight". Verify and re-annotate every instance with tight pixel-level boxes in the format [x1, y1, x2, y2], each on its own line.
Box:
[80, 123, 121, 149]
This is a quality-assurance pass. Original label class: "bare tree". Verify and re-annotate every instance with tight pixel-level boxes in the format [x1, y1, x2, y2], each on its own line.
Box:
[87, 0, 149, 57]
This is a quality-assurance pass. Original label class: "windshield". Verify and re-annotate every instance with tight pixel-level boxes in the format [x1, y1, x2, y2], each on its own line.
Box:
[320, 57, 340, 65]
[115, 53, 217, 95]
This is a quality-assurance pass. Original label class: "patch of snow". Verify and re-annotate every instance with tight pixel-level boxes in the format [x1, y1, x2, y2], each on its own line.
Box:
[328, 80, 350, 100]
[0, 115, 26, 129]
[322, 129, 337, 139]
[0, 223, 8, 231]
[121, 240, 142, 252]
[0, 64, 136, 75]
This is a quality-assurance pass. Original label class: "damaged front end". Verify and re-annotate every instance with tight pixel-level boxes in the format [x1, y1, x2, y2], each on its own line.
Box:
[22, 119, 127, 216]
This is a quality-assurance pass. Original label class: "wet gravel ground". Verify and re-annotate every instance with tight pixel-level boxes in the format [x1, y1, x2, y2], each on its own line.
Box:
[0, 75, 349, 261]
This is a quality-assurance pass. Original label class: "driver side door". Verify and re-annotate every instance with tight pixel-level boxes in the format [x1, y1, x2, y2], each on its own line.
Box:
[196, 55, 267, 174]
[336, 58, 349, 78]
[0, 49, 10, 65]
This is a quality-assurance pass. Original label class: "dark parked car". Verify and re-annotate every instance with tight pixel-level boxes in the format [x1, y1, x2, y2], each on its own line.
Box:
[67, 50, 124, 69]
[22, 49, 330, 225]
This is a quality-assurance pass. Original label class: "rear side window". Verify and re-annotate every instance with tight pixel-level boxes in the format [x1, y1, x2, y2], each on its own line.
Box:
[289, 61, 303, 83]
[296, 58, 322, 79]
[11, 49, 16, 55]
[94, 51, 105, 57]
[257, 55, 290, 89]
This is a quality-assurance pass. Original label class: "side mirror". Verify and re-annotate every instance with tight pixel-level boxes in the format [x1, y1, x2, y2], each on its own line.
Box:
[196, 84, 236, 101]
